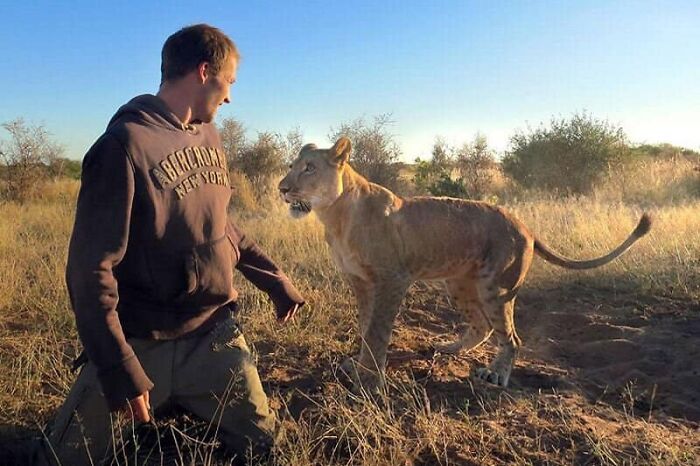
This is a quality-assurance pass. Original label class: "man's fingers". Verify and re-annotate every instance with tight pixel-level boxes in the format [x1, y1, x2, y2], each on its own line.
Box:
[138, 404, 150, 422]
[123, 393, 151, 423]
[134, 399, 150, 422]
[279, 303, 300, 323]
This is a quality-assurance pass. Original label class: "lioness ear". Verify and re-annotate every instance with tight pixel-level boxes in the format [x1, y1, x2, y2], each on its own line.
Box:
[300, 143, 317, 153]
[329, 136, 352, 166]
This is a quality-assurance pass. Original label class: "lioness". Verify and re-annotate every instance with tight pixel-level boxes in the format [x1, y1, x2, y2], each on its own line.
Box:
[278, 137, 651, 390]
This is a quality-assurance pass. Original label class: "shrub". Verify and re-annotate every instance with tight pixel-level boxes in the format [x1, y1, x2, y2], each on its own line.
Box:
[430, 174, 469, 198]
[414, 135, 500, 200]
[502, 112, 630, 194]
[231, 131, 287, 185]
[455, 133, 498, 200]
[49, 157, 82, 180]
[218, 117, 247, 170]
[329, 115, 403, 192]
[219, 117, 302, 187]
[0, 118, 65, 202]
[413, 138, 454, 195]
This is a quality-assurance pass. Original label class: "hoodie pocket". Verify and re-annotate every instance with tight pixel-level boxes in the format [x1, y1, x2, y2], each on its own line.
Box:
[175, 235, 236, 306]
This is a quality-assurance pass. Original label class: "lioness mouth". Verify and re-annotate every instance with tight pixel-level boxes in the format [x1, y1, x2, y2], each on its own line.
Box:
[290, 200, 312, 213]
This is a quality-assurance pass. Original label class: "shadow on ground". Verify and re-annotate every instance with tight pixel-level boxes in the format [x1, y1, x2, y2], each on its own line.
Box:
[385, 277, 700, 423]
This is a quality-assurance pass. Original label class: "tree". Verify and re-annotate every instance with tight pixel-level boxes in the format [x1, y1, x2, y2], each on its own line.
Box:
[455, 133, 497, 199]
[430, 136, 453, 171]
[219, 117, 303, 181]
[0, 118, 65, 201]
[413, 137, 455, 195]
[280, 127, 304, 166]
[328, 114, 403, 191]
[218, 117, 246, 169]
[234, 131, 286, 183]
[502, 112, 630, 194]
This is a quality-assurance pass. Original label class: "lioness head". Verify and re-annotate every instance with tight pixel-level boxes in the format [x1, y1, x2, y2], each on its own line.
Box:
[278, 137, 352, 218]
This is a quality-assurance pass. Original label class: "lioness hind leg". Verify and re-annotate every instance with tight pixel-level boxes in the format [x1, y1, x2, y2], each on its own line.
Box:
[435, 278, 493, 354]
[473, 291, 520, 387]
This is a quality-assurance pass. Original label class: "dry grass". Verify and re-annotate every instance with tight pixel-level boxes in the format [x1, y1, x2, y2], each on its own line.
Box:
[1, 167, 699, 465]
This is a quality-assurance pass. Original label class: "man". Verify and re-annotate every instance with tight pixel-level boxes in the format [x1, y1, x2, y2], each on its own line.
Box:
[39, 24, 304, 465]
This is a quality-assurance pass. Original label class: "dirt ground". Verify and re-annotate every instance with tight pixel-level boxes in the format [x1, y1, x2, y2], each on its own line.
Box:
[2, 279, 698, 465]
[266, 280, 699, 414]
[257, 279, 700, 464]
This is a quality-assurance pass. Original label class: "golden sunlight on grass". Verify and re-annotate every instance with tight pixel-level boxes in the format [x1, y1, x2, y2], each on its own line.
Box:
[0, 174, 698, 465]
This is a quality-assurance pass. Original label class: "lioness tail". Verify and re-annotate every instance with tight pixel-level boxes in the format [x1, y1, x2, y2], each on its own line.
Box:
[534, 213, 652, 270]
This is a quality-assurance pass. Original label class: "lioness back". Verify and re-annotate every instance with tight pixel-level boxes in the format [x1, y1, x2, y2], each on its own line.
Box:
[389, 196, 533, 280]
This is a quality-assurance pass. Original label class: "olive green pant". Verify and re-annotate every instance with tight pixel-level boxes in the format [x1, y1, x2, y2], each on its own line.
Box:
[40, 317, 275, 465]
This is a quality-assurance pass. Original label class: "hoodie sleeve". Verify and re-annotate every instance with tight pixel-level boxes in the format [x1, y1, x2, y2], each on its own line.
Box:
[66, 134, 153, 411]
[226, 221, 305, 319]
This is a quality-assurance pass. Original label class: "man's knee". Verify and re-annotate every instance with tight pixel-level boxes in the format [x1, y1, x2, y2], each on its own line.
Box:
[39, 365, 114, 466]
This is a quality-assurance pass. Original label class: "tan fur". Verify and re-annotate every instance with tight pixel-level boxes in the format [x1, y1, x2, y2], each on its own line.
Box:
[278, 137, 652, 390]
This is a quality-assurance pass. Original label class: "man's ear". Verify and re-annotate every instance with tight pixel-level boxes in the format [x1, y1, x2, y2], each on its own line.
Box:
[329, 136, 352, 166]
[197, 62, 209, 83]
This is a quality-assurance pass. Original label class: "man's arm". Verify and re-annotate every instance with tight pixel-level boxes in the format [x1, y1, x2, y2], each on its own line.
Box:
[66, 134, 153, 412]
[226, 221, 305, 321]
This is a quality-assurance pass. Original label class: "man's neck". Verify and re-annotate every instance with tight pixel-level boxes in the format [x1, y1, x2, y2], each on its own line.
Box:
[156, 81, 195, 126]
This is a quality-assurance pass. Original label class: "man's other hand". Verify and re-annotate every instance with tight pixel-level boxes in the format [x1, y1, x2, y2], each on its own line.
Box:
[278, 302, 301, 323]
[119, 391, 151, 422]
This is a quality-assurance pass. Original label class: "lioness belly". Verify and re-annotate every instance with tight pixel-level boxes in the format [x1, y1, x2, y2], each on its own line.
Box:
[411, 260, 476, 281]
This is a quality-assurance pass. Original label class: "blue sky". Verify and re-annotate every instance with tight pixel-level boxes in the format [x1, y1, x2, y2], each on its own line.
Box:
[1, 0, 698, 161]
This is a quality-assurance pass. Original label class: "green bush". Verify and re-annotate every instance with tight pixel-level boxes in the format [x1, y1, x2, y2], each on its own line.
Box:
[502, 112, 630, 194]
[430, 174, 468, 198]
[413, 135, 499, 200]
[413, 138, 454, 195]
[50, 157, 82, 179]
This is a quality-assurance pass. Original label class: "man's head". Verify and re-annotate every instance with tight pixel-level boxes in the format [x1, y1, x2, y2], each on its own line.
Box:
[161, 24, 239, 123]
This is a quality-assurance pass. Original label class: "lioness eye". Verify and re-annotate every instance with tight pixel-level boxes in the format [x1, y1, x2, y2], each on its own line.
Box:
[304, 164, 316, 173]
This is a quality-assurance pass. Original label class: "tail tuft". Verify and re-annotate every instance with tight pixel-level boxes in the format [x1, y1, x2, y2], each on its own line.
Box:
[634, 213, 652, 237]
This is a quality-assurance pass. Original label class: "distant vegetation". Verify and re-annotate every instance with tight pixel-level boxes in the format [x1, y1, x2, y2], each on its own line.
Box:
[0, 118, 71, 202]
[501, 112, 631, 194]
[1, 113, 698, 205]
[413, 134, 500, 200]
[328, 114, 405, 193]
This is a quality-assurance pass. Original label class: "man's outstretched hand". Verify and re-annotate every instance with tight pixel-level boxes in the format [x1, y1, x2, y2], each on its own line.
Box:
[117, 391, 151, 423]
[278, 302, 302, 323]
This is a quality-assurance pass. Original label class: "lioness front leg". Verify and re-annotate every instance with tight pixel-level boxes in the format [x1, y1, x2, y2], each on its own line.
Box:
[349, 279, 409, 392]
[340, 274, 374, 375]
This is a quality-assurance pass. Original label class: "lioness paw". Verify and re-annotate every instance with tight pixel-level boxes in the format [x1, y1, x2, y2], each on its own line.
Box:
[473, 367, 510, 387]
[338, 357, 384, 395]
[339, 356, 357, 378]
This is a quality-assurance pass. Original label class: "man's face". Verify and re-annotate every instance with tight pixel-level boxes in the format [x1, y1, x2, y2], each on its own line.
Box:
[194, 56, 237, 123]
